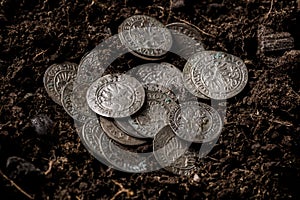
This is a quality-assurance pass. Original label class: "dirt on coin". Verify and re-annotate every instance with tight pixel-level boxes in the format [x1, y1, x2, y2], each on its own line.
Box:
[0, 0, 299, 199]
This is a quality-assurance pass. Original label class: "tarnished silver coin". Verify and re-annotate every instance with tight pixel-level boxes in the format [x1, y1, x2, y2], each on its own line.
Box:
[118, 15, 172, 60]
[43, 62, 78, 105]
[86, 74, 145, 118]
[80, 118, 107, 161]
[61, 81, 96, 123]
[169, 101, 223, 143]
[76, 35, 127, 84]
[99, 116, 147, 146]
[166, 22, 205, 59]
[183, 51, 248, 99]
[115, 84, 179, 138]
[128, 62, 203, 101]
[99, 129, 159, 173]
[153, 126, 198, 176]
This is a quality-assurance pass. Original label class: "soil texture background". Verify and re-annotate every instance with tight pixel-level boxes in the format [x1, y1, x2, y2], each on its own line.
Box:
[0, 0, 299, 199]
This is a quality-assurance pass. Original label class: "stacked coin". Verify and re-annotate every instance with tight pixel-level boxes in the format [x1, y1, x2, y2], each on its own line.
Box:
[43, 15, 248, 175]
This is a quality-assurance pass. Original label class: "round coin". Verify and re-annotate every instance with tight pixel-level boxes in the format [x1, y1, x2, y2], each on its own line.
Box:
[43, 62, 78, 105]
[115, 84, 179, 138]
[86, 74, 145, 118]
[169, 101, 223, 143]
[99, 129, 160, 173]
[153, 126, 198, 176]
[99, 116, 147, 146]
[166, 22, 205, 59]
[61, 81, 96, 123]
[118, 15, 172, 60]
[183, 51, 248, 99]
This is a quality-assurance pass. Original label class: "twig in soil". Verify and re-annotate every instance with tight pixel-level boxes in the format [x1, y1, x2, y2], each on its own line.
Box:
[263, 0, 274, 21]
[167, 0, 173, 23]
[33, 49, 48, 61]
[44, 159, 54, 175]
[173, 16, 216, 38]
[111, 180, 134, 200]
[0, 170, 34, 199]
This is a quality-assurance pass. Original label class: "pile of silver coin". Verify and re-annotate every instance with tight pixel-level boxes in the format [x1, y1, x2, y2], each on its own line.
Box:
[44, 15, 248, 175]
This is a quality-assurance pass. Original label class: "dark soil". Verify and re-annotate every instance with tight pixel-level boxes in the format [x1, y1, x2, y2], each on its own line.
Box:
[1, 0, 299, 199]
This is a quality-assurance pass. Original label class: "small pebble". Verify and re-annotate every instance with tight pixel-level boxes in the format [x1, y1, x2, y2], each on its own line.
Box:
[193, 174, 200, 182]
[31, 114, 54, 135]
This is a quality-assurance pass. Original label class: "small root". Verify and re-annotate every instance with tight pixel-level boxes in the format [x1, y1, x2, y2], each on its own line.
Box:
[111, 180, 134, 200]
[0, 170, 34, 199]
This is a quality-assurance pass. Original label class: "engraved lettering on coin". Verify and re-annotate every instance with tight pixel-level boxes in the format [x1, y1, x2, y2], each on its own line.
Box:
[183, 51, 248, 99]
[99, 117, 147, 146]
[166, 22, 205, 59]
[43, 62, 78, 105]
[153, 126, 197, 176]
[169, 101, 223, 143]
[61, 82, 96, 123]
[118, 15, 172, 59]
[86, 74, 145, 118]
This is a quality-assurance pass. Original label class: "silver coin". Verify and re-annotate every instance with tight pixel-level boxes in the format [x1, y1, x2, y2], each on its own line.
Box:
[115, 84, 179, 138]
[166, 22, 205, 60]
[86, 73, 145, 118]
[183, 51, 248, 99]
[153, 126, 198, 176]
[118, 15, 172, 59]
[99, 116, 147, 146]
[99, 129, 159, 173]
[169, 101, 223, 143]
[80, 118, 107, 162]
[128, 62, 203, 101]
[76, 35, 127, 83]
[43, 62, 78, 105]
[61, 82, 96, 123]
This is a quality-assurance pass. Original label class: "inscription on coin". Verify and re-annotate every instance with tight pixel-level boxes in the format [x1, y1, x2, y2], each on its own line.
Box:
[118, 15, 172, 59]
[153, 126, 197, 176]
[43, 62, 78, 105]
[169, 101, 223, 143]
[183, 51, 248, 99]
[87, 74, 145, 118]
[61, 82, 96, 123]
